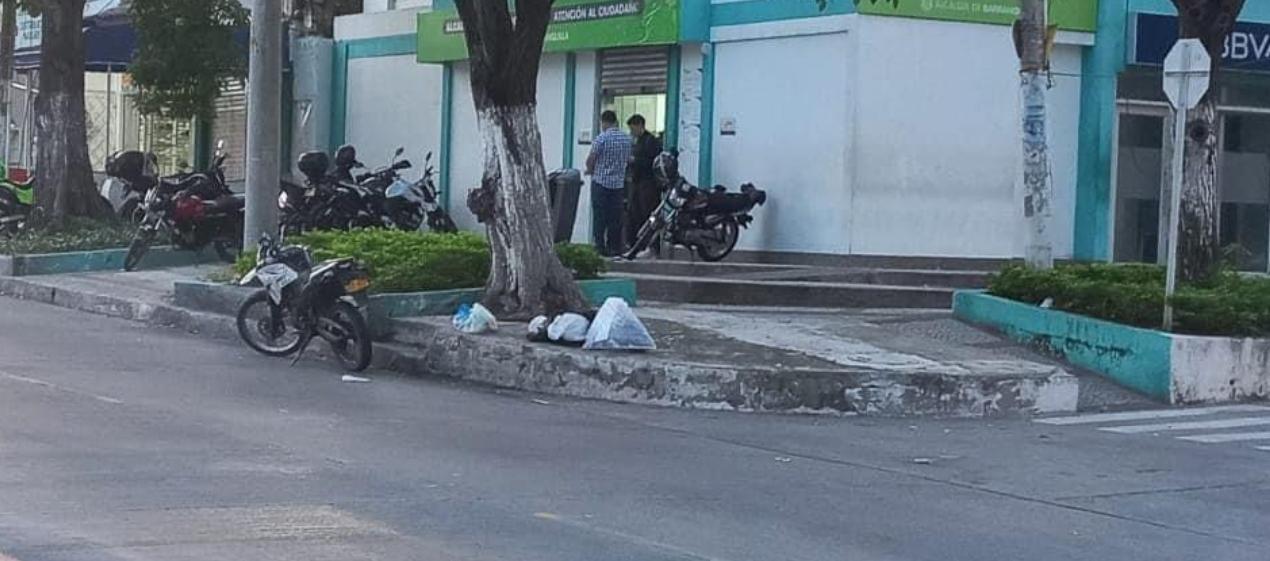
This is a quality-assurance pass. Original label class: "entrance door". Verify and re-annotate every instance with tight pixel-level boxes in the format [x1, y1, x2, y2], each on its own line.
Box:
[598, 47, 669, 137]
[1219, 112, 1270, 271]
[1113, 107, 1167, 263]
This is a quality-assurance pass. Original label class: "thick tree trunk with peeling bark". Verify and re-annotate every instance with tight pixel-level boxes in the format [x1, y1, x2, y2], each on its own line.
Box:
[1169, 0, 1245, 280]
[456, 0, 587, 319]
[34, 0, 105, 225]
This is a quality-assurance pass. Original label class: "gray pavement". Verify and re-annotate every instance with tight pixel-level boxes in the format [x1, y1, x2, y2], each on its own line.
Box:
[1, 298, 1269, 560]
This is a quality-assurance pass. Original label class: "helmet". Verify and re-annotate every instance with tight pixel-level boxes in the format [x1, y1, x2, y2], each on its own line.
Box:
[297, 151, 331, 181]
[334, 145, 359, 169]
[653, 151, 679, 185]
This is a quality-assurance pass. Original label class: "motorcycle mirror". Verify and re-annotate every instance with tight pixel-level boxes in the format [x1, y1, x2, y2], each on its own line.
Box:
[394, 147, 405, 158]
[216, 139, 225, 151]
[425, 151, 433, 162]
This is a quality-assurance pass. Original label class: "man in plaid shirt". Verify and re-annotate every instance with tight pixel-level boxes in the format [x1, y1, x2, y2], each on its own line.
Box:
[586, 110, 633, 256]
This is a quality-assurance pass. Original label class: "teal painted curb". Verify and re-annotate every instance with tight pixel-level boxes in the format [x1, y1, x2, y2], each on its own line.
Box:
[953, 291, 1172, 401]
[1, 247, 220, 277]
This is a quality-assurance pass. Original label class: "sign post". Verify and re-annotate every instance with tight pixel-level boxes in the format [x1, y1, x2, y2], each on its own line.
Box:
[1161, 39, 1212, 330]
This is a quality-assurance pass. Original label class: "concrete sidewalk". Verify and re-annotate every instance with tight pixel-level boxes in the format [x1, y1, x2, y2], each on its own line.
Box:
[0, 266, 1152, 416]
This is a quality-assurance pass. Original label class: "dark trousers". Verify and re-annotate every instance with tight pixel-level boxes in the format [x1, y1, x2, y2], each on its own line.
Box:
[591, 182, 625, 256]
[626, 179, 662, 249]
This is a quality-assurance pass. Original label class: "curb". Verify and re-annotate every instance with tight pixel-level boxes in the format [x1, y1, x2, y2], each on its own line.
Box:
[0, 275, 1077, 418]
[0, 246, 220, 277]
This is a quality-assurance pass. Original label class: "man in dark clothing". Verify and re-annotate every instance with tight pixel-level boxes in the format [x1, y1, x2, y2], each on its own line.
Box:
[624, 114, 663, 254]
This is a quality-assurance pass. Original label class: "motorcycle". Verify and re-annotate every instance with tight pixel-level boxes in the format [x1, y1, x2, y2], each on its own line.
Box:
[101, 151, 160, 224]
[359, 148, 457, 234]
[279, 146, 457, 237]
[236, 234, 373, 372]
[121, 141, 244, 271]
[0, 163, 36, 236]
[624, 151, 767, 263]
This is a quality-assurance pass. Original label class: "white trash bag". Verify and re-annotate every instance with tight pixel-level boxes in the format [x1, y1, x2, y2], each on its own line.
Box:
[452, 303, 498, 334]
[583, 298, 655, 351]
[547, 313, 590, 344]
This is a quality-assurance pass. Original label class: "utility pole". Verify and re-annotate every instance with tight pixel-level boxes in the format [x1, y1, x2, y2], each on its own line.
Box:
[1017, 0, 1053, 269]
[1, 0, 17, 170]
[244, 0, 283, 250]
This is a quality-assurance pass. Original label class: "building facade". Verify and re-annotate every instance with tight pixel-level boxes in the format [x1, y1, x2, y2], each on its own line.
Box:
[330, 0, 1270, 269]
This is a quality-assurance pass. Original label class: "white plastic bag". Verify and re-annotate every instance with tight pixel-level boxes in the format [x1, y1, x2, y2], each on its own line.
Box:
[583, 298, 655, 351]
[547, 313, 591, 344]
[452, 303, 498, 334]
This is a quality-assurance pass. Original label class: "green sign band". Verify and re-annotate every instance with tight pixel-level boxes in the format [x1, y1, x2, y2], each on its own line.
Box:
[418, 0, 680, 63]
[856, 0, 1098, 33]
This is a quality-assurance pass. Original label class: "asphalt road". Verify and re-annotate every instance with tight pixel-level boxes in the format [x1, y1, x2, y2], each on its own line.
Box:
[1, 297, 1268, 561]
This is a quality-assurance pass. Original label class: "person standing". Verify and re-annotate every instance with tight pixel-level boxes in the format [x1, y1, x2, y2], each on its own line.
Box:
[624, 114, 663, 254]
[586, 110, 632, 256]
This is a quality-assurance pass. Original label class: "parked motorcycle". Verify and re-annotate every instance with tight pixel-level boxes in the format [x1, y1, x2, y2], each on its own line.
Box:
[0, 165, 36, 236]
[280, 145, 457, 237]
[101, 151, 160, 224]
[624, 151, 766, 262]
[236, 234, 373, 372]
[121, 141, 244, 271]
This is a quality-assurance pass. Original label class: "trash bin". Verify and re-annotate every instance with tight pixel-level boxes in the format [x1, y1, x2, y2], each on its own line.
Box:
[547, 168, 583, 244]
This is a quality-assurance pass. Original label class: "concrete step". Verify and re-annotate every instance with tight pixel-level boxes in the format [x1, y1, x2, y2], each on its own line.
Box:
[608, 260, 989, 289]
[614, 272, 956, 309]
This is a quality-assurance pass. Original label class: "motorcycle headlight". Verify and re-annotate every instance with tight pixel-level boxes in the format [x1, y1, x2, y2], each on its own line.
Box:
[278, 191, 290, 209]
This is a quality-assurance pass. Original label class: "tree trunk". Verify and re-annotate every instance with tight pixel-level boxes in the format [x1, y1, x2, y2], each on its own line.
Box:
[1, 0, 15, 167]
[1177, 96, 1220, 280]
[1018, 0, 1052, 269]
[34, 0, 104, 226]
[456, 0, 587, 319]
[1170, 0, 1246, 280]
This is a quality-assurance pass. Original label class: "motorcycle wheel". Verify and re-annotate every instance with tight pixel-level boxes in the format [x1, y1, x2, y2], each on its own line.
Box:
[236, 290, 304, 357]
[426, 211, 458, 234]
[625, 221, 660, 260]
[123, 227, 157, 272]
[321, 301, 373, 372]
[695, 219, 740, 263]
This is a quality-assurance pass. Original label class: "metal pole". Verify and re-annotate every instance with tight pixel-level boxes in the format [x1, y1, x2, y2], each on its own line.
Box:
[1020, 0, 1053, 269]
[1163, 48, 1193, 331]
[244, 0, 282, 249]
[105, 64, 112, 158]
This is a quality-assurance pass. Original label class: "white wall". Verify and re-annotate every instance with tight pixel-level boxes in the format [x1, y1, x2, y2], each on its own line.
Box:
[345, 54, 444, 186]
[710, 29, 852, 254]
[362, 0, 431, 14]
[448, 54, 570, 233]
[334, 6, 424, 40]
[848, 16, 1082, 258]
[570, 52, 599, 244]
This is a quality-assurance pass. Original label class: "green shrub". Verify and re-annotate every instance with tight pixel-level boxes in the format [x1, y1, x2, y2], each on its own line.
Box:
[0, 218, 138, 256]
[988, 263, 1270, 336]
[234, 229, 605, 294]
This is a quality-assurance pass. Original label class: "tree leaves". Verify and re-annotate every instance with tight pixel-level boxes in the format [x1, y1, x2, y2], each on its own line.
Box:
[128, 0, 248, 121]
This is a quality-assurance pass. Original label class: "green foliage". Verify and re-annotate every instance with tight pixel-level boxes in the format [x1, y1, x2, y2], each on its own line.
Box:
[233, 229, 606, 294]
[989, 262, 1270, 337]
[129, 0, 249, 121]
[0, 217, 135, 255]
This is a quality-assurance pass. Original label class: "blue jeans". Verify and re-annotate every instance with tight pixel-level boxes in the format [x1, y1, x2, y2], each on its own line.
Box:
[592, 182, 625, 256]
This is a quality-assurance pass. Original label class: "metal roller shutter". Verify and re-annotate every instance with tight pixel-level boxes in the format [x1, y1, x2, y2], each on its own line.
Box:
[212, 82, 248, 183]
[599, 47, 670, 96]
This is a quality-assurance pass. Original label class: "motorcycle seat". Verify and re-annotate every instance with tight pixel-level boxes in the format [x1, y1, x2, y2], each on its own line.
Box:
[205, 194, 245, 213]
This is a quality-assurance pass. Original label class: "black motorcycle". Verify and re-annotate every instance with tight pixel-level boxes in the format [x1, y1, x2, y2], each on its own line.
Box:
[121, 141, 244, 271]
[357, 148, 457, 234]
[625, 151, 766, 262]
[236, 234, 373, 372]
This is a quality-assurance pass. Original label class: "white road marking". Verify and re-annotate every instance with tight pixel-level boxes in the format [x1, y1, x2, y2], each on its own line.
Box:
[1177, 431, 1270, 444]
[1034, 405, 1269, 426]
[1255, 446, 1270, 452]
[1099, 417, 1270, 434]
[0, 371, 123, 405]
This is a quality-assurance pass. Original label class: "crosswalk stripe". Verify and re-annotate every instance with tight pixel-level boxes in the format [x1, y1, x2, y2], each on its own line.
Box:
[1034, 405, 1270, 426]
[1099, 417, 1270, 434]
[1178, 431, 1270, 444]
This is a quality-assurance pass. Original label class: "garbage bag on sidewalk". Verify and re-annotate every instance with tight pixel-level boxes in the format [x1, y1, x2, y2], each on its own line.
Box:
[583, 298, 655, 351]
[547, 313, 590, 344]
[528, 315, 551, 342]
[453, 303, 498, 334]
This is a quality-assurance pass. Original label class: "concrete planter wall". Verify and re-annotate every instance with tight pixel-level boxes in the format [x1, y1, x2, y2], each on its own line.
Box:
[954, 291, 1270, 405]
[0, 247, 217, 277]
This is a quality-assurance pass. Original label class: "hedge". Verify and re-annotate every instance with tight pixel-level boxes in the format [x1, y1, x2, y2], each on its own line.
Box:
[235, 229, 606, 294]
[989, 263, 1270, 337]
[1, 218, 138, 256]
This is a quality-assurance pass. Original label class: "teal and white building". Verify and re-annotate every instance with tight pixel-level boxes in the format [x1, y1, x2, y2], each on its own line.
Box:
[326, 0, 1270, 270]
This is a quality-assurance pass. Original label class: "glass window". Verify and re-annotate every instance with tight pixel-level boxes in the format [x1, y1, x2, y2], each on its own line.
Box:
[1220, 113, 1270, 271]
[1114, 112, 1166, 264]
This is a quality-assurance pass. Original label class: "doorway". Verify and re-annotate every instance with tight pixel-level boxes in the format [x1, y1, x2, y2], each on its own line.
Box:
[598, 47, 670, 138]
